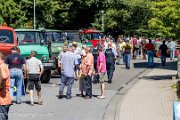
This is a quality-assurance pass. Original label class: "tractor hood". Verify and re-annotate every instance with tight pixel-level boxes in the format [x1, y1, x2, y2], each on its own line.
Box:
[18, 44, 49, 59]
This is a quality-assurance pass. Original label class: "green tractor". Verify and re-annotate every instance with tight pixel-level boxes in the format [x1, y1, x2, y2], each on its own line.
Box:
[41, 29, 64, 77]
[15, 29, 55, 83]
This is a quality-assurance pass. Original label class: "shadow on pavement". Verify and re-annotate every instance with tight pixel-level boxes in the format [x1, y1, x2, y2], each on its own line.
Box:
[133, 62, 160, 68]
[133, 61, 177, 70]
[141, 75, 174, 80]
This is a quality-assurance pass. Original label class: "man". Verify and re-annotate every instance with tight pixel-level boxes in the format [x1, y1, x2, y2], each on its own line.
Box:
[122, 40, 133, 69]
[92, 46, 99, 84]
[26, 51, 44, 106]
[97, 46, 106, 99]
[59, 45, 78, 99]
[167, 39, 176, 60]
[5, 47, 26, 104]
[0, 52, 11, 120]
[84, 46, 94, 99]
[145, 39, 155, 67]
[159, 40, 168, 66]
[58, 45, 68, 65]
[105, 42, 117, 83]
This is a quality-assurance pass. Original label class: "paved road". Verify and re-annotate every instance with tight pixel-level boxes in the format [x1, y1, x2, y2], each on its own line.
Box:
[9, 58, 156, 120]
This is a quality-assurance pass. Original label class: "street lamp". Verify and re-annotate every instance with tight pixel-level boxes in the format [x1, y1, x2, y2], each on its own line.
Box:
[101, 10, 104, 32]
[33, 0, 36, 29]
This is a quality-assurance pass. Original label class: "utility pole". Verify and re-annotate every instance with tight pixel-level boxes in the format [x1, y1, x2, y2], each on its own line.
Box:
[101, 10, 104, 32]
[33, 0, 36, 29]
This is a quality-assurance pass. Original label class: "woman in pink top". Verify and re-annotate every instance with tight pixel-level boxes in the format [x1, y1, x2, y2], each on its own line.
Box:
[97, 46, 106, 99]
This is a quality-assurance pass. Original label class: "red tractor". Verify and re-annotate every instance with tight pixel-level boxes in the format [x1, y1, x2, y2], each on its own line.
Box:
[0, 25, 17, 55]
[79, 29, 102, 47]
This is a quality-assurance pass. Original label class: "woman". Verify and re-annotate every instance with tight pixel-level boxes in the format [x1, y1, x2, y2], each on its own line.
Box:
[117, 38, 126, 65]
[78, 48, 87, 97]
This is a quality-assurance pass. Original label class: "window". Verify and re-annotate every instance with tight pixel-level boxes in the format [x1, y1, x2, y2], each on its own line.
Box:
[16, 31, 41, 44]
[0, 30, 14, 43]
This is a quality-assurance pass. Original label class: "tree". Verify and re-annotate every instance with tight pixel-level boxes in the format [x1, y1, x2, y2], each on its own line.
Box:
[148, 0, 180, 40]
[0, 0, 27, 28]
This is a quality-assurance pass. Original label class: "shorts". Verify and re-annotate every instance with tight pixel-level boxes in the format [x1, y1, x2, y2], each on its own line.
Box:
[28, 80, 41, 91]
[98, 73, 105, 83]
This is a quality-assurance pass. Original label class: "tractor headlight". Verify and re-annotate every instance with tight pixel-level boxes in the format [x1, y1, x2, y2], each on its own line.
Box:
[41, 55, 47, 61]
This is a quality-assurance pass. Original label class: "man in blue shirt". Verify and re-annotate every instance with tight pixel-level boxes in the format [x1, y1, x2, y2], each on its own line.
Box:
[104, 42, 117, 83]
[58, 45, 78, 99]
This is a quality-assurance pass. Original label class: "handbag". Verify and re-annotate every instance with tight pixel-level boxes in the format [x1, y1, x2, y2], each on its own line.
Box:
[28, 74, 40, 81]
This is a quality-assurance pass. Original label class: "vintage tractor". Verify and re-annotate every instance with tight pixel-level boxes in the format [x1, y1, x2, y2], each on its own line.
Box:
[0, 25, 17, 55]
[79, 29, 102, 47]
[15, 29, 55, 83]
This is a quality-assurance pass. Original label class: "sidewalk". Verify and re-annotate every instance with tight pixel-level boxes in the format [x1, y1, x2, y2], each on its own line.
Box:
[117, 61, 177, 120]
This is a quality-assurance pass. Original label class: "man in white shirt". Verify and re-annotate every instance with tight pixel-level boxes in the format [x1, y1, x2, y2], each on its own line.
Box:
[26, 51, 44, 106]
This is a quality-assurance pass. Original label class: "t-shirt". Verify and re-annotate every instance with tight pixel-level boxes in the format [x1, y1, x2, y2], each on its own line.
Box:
[61, 51, 78, 77]
[5, 53, 25, 69]
[145, 43, 154, 51]
[122, 44, 133, 54]
[74, 47, 82, 59]
[26, 57, 43, 74]
[0, 62, 11, 105]
[97, 52, 106, 73]
[159, 44, 168, 56]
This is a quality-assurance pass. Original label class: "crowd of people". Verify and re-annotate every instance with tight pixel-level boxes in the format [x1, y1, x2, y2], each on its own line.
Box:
[0, 35, 177, 120]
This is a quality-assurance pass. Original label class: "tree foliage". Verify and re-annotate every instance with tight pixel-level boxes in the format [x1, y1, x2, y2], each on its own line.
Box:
[0, 0, 179, 40]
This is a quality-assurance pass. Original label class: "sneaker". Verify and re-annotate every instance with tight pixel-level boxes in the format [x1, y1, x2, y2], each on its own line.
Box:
[97, 95, 105, 99]
[84, 96, 92, 99]
[66, 96, 72, 100]
[38, 100, 43, 105]
[16, 101, 21, 104]
[58, 95, 63, 99]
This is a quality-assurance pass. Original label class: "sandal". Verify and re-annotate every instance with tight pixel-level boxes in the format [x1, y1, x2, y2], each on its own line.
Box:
[97, 95, 105, 99]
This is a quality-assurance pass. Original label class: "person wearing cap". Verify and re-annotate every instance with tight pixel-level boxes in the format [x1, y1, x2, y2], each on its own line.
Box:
[122, 40, 133, 69]
[104, 42, 117, 83]
[5, 47, 26, 104]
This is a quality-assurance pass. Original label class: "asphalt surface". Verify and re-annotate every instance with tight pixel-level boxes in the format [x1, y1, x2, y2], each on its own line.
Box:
[9, 58, 154, 120]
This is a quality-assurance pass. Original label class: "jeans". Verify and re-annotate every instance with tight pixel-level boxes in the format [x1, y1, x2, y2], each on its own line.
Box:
[0, 105, 10, 120]
[59, 74, 74, 97]
[106, 63, 115, 81]
[147, 51, 154, 67]
[85, 75, 92, 97]
[133, 48, 139, 59]
[161, 55, 166, 66]
[170, 49, 175, 60]
[9, 69, 24, 103]
[124, 54, 131, 68]
[117, 51, 124, 64]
